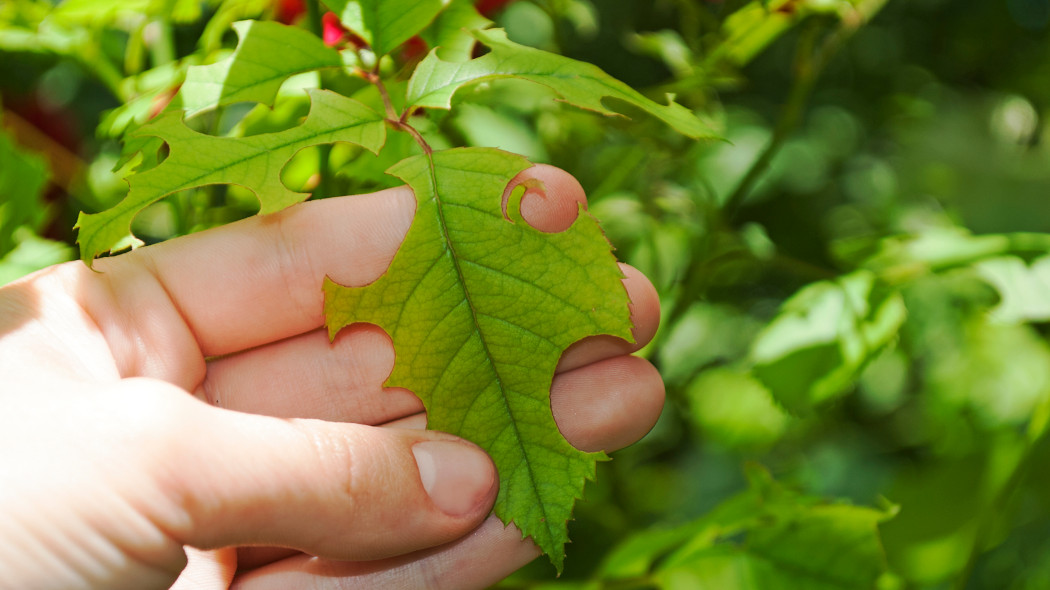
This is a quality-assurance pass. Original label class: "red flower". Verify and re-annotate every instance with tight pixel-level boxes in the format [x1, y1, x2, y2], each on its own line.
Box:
[275, 0, 305, 24]
[475, 0, 516, 18]
[400, 36, 428, 62]
[322, 11, 349, 46]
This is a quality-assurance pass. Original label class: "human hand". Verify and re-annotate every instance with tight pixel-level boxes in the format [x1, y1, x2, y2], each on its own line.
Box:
[0, 165, 664, 589]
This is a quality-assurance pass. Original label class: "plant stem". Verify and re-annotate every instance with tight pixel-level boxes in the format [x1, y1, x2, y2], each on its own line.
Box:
[950, 433, 1046, 590]
[149, 4, 177, 67]
[367, 71, 433, 155]
[373, 70, 399, 121]
[305, 0, 324, 43]
[723, 0, 889, 219]
[398, 120, 433, 156]
[653, 1, 891, 358]
[84, 53, 128, 103]
[721, 20, 820, 219]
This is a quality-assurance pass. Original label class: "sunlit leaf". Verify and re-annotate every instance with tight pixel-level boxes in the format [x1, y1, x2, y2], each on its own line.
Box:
[324, 148, 633, 571]
[0, 231, 75, 286]
[0, 128, 49, 255]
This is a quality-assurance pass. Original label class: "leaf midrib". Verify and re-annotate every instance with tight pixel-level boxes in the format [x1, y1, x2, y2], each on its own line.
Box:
[411, 46, 631, 108]
[424, 154, 555, 541]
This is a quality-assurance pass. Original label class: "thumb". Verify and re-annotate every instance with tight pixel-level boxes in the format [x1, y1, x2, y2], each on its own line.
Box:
[130, 378, 498, 561]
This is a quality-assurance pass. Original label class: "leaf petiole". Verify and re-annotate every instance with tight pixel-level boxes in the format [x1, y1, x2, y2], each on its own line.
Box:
[363, 69, 433, 155]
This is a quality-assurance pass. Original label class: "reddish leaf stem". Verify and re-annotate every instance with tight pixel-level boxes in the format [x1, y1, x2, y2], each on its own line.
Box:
[365, 70, 433, 156]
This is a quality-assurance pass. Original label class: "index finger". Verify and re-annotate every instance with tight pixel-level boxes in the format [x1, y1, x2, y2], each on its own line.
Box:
[88, 165, 592, 359]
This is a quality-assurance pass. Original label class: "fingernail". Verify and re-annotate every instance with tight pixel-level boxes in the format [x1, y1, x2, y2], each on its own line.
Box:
[413, 440, 496, 517]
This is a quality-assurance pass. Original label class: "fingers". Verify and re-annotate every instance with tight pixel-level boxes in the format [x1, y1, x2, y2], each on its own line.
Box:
[196, 324, 425, 424]
[556, 264, 660, 373]
[169, 548, 236, 590]
[75, 164, 594, 369]
[551, 355, 665, 453]
[196, 264, 658, 423]
[508, 163, 588, 234]
[231, 517, 540, 590]
[128, 379, 497, 562]
[233, 353, 665, 578]
[382, 355, 665, 454]
[78, 186, 417, 362]
[229, 355, 664, 588]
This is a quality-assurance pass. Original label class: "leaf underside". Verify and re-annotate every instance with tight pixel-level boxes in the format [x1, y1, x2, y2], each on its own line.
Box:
[75, 89, 386, 263]
[324, 147, 634, 571]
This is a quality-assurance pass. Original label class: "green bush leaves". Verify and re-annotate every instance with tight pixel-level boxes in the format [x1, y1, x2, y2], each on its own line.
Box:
[751, 271, 906, 414]
[599, 466, 898, 589]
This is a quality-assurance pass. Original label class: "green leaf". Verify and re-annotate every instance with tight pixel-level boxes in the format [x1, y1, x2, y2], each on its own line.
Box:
[0, 128, 50, 255]
[451, 102, 549, 161]
[630, 30, 696, 78]
[684, 367, 790, 450]
[179, 20, 342, 116]
[603, 465, 898, 588]
[739, 504, 896, 589]
[0, 230, 75, 287]
[419, 0, 492, 61]
[974, 255, 1050, 324]
[718, 0, 856, 67]
[323, 147, 633, 571]
[657, 467, 897, 589]
[76, 89, 386, 263]
[97, 63, 189, 139]
[657, 302, 760, 386]
[719, 0, 802, 67]
[861, 229, 1050, 280]
[654, 505, 896, 590]
[925, 318, 1050, 429]
[322, 0, 445, 57]
[597, 520, 709, 580]
[406, 28, 717, 139]
[49, 0, 152, 24]
[750, 270, 907, 413]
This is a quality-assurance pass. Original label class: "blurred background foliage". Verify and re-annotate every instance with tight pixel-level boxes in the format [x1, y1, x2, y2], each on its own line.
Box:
[5, 0, 1050, 588]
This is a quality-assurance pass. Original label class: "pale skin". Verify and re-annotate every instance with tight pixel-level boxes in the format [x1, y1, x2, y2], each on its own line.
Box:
[0, 165, 664, 589]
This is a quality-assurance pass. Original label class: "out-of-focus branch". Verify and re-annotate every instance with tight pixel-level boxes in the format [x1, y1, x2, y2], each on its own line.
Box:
[1, 110, 85, 197]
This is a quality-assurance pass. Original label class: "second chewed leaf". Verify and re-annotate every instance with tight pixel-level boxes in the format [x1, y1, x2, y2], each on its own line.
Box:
[76, 90, 385, 263]
[324, 148, 633, 571]
[407, 28, 718, 140]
